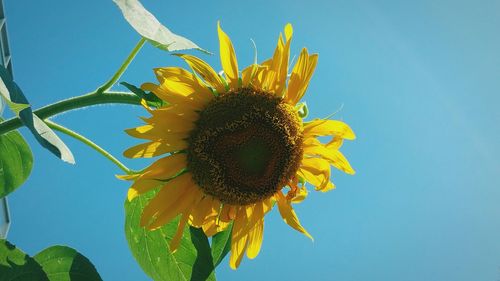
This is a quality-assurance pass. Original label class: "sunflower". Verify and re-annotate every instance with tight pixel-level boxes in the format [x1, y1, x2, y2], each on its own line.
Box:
[121, 22, 355, 269]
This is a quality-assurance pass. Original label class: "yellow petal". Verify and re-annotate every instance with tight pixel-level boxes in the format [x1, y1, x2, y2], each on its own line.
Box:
[263, 36, 282, 92]
[219, 204, 238, 222]
[175, 54, 226, 94]
[148, 103, 198, 123]
[259, 58, 273, 69]
[275, 191, 313, 240]
[246, 218, 264, 259]
[218, 204, 231, 222]
[286, 177, 309, 203]
[261, 69, 277, 92]
[141, 82, 206, 110]
[128, 179, 163, 201]
[284, 23, 293, 42]
[229, 234, 248, 270]
[216, 219, 231, 232]
[202, 218, 219, 237]
[299, 157, 333, 191]
[125, 125, 189, 140]
[285, 48, 307, 103]
[303, 119, 356, 140]
[153, 67, 214, 101]
[262, 197, 274, 214]
[326, 136, 344, 150]
[276, 38, 291, 95]
[291, 187, 308, 203]
[139, 153, 187, 180]
[304, 144, 355, 175]
[217, 22, 239, 90]
[123, 139, 187, 158]
[141, 115, 195, 133]
[189, 196, 216, 227]
[244, 203, 264, 237]
[148, 185, 201, 230]
[201, 202, 230, 235]
[170, 211, 190, 252]
[250, 62, 271, 90]
[285, 49, 318, 105]
[140, 173, 193, 226]
[268, 29, 291, 95]
[229, 212, 249, 269]
[229, 206, 238, 220]
[241, 64, 257, 87]
[251, 66, 265, 89]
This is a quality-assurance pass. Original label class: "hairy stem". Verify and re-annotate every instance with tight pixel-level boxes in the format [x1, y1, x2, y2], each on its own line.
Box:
[0, 91, 141, 135]
[96, 37, 146, 94]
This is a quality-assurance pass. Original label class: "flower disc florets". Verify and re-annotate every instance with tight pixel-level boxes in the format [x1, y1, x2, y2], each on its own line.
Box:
[187, 87, 303, 205]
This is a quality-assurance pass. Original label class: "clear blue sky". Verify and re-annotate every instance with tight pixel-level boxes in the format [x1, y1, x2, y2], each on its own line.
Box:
[4, 0, 500, 280]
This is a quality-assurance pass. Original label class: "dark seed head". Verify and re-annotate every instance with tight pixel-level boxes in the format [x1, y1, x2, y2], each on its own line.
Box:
[187, 88, 303, 205]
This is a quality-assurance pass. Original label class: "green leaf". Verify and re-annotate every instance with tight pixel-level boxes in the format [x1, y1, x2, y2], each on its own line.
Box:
[0, 239, 48, 281]
[0, 118, 33, 198]
[211, 224, 232, 268]
[120, 82, 166, 108]
[0, 240, 102, 281]
[113, 0, 209, 53]
[33, 245, 102, 281]
[124, 189, 216, 281]
[0, 66, 74, 164]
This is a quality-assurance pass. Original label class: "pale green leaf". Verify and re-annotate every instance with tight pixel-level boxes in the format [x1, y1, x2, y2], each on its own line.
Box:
[0, 66, 74, 164]
[113, 0, 208, 53]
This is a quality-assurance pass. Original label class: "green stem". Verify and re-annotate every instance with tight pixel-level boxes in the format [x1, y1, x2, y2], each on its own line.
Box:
[96, 37, 146, 94]
[0, 91, 141, 135]
[45, 120, 135, 174]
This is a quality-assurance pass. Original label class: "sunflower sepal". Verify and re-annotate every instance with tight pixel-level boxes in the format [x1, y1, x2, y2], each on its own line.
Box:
[295, 102, 309, 118]
[121, 81, 166, 108]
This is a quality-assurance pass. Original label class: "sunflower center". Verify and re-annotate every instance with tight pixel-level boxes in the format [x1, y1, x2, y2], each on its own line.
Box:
[187, 87, 303, 205]
[234, 137, 270, 176]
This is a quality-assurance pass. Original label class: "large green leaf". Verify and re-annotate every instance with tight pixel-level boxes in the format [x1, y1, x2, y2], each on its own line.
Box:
[113, 0, 208, 53]
[0, 66, 74, 164]
[124, 189, 216, 281]
[0, 239, 48, 281]
[0, 240, 102, 281]
[211, 224, 232, 268]
[0, 118, 33, 198]
[33, 245, 102, 281]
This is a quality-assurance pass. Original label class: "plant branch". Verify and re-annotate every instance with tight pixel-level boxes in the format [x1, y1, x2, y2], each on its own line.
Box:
[96, 37, 146, 94]
[45, 120, 135, 174]
[0, 91, 141, 135]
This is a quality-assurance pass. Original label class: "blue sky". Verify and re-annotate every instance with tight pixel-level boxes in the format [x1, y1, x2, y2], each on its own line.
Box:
[3, 0, 500, 280]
